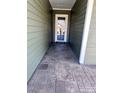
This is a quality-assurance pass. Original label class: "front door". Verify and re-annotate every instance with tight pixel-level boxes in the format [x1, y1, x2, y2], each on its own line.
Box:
[55, 14, 68, 42]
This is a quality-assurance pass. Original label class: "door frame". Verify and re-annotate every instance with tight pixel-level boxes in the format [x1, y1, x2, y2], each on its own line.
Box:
[55, 14, 68, 42]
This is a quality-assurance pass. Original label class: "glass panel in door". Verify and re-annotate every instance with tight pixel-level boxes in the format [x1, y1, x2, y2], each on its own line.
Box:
[57, 17, 66, 40]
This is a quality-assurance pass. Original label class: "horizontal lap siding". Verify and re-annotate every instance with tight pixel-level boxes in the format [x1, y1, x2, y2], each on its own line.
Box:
[27, 0, 52, 81]
[70, 0, 87, 58]
[85, 0, 96, 64]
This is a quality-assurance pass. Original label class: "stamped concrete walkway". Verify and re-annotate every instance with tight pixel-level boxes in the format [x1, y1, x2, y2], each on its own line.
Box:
[27, 44, 96, 93]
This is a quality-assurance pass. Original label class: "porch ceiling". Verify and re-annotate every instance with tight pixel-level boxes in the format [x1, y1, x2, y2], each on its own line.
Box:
[49, 0, 76, 10]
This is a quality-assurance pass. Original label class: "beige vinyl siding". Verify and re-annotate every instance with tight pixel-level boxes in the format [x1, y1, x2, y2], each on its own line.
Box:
[70, 0, 87, 58]
[27, 0, 52, 81]
[85, 0, 96, 64]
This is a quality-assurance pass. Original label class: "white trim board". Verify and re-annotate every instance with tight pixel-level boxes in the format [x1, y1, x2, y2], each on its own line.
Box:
[53, 8, 71, 11]
[79, 0, 94, 64]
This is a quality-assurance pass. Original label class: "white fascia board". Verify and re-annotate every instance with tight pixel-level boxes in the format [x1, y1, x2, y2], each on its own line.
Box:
[52, 8, 71, 11]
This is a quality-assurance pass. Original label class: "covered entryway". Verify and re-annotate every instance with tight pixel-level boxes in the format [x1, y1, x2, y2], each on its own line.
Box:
[27, 0, 96, 92]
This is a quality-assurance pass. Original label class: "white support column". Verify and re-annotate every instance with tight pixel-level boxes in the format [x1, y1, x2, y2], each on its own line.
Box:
[79, 0, 94, 64]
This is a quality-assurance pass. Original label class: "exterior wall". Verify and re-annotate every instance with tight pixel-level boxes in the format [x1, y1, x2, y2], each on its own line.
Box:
[52, 10, 71, 42]
[85, 0, 96, 64]
[27, 0, 52, 81]
[70, 0, 87, 58]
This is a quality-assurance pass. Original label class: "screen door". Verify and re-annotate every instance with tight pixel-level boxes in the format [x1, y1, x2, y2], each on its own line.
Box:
[55, 14, 68, 42]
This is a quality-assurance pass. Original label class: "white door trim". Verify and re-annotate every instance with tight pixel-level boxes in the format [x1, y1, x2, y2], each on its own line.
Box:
[79, 0, 94, 64]
[55, 14, 68, 42]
